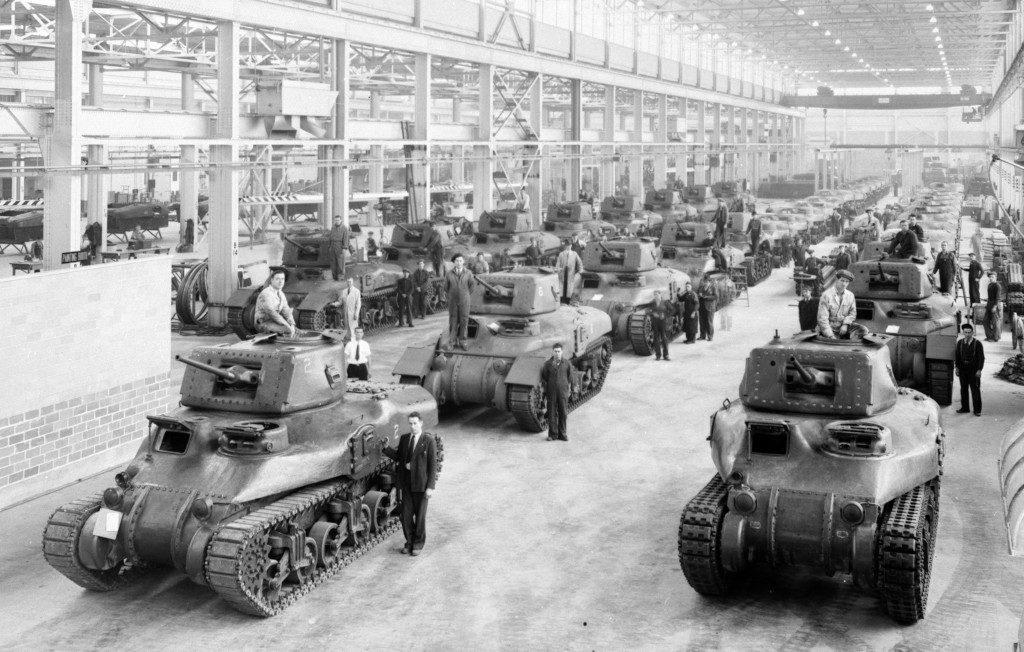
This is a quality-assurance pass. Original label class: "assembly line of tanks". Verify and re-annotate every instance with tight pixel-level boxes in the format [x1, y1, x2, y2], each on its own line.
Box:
[45, 175, 967, 624]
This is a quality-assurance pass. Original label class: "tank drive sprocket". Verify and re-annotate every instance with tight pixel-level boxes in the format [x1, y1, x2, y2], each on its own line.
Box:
[677, 474, 734, 596]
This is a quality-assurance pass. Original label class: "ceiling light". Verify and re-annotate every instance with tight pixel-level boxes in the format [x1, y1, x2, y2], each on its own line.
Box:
[926, 3, 934, 10]
[884, 78, 889, 82]
[938, 44, 943, 49]
[859, 58, 864, 63]
[844, 46, 850, 51]
[712, 34, 720, 40]
[811, 20, 819, 26]
[929, 16, 937, 23]
[731, 41, 738, 47]
[835, 38, 841, 44]
[825, 29, 831, 35]
[797, 8, 806, 16]
[932, 27, 939, 33]
[935, 36, 941, 41]
[691, 24, 699, 31]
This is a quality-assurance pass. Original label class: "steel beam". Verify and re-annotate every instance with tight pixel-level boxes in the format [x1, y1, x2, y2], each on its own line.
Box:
[786, 92, 991, 110]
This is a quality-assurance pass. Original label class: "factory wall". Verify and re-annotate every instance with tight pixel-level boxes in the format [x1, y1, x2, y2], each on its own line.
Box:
[0, 257, 173, 508]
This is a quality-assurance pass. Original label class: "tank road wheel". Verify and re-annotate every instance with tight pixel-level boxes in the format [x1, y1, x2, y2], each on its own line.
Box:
[877, 483, 937, 624]
[309, 521, 341, 568]
[627, 312, 655, 356]
[363, 490, 391, 534]
[678, 475, 735, 596]
[352, 504, 373, 548]
[508, 383, 548, 432]
[925, 360, 954, 406]
[259, 549, 290, 603]
[286, 538, 318, 585]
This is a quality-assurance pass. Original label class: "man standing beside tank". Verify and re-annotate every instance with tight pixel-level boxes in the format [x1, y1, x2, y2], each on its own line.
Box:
[330, 277, 362, 339]
[541, 342, 578, 442]
[383, 412, 437, 556]
[697, 276, 717, 342]
[817, 269, 856, 339]
[255, 267, 296, 337]
[396, 268, 415, 328]
[955, 323, 985, 416]
[713, 201, 728, 247]
[746, 209, 762, 253]
[985, 270, 1002, 341]
[649, 290, 672, 361]
[555, 240, 583, 305]
[327, 215, 350, 281]
[444, 254, 476, 350]
[412, 259, 431, 319]
[964, 252, 984, 305]
[933, 241, 957, 294]
[677, 281, 699, 344]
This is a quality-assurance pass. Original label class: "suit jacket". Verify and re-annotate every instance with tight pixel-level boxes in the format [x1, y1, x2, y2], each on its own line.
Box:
[541, 356, 577, 396]
[397, 276, 414, 298]
[412, 268, 431, 289]
[328, 225, 349, 252]
[525, 245, 543, 265]
[384, 432, 437, 492]
[697, 282, 717, 310]
[954, 337, 984, 376]
[910, 224, 925, 242]
[834, 252, 852, 271]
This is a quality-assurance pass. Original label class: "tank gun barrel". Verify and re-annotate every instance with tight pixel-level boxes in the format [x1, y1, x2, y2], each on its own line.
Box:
[476, 276, 513, 299]
[281, 235, 314, 253]
[788, 355, 817, 385]
[175, 355, 259, 385]
[394, 222, 416, 236]
[598, 241, 624, 259]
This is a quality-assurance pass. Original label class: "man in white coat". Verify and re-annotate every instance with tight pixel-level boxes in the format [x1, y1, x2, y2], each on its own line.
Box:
[817, 269, 856, 339]
[331, 277, 362, 339]
[555, 240, 582, 305]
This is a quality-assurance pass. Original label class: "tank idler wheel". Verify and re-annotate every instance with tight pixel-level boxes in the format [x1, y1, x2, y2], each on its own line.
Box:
[363, 490, 391, 534]
[627, 312, 654, 356]
[309, 521, 342, 568]
[286, 538, 318, 585]
[260, 550, 290, 603]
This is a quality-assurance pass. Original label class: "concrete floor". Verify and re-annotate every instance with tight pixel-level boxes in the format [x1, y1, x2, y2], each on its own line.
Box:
[2, 216, 1023, 650]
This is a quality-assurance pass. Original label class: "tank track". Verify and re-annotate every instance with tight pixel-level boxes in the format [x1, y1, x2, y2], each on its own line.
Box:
[507, 335, 612, 432]
[925, 360, 954, 406]
[295, 287, 399, 335]
[742, 253, 773, 287]
[677, 474, 733, 596]
[627, 311, 684, 356]
[876, 481, 938, 624]
[42, 493, 149, 592]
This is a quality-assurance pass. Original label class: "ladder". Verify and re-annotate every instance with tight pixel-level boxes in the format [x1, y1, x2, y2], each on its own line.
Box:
[729, 267, 750, 307]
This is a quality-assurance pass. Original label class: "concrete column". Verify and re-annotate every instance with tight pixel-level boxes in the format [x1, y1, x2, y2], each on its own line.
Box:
[88, 64, 103, 107]
[526, 73, 544, 226]
[600, 84, 616, 197]
[694, 100, 707, 185]
[678, 99, 688, 186]
[331, 39, 350, 228]
[368, 91, 384, 194]
[181, 72, 194, 111]
[653, 94, 668, 189]
[739, 108, 749, 187]
[41, 0, 90, 271]
[769, 113, 780, 180]
[813, 149, 820, 192]
[207, 20, 241, 327]
[628, 91, 643, 196]
[13, 144, 24, 200]
[85, 145, 107, 251]
[568, 78, 583, 200]
[412, 53, 432, 222]
[179, 73, 199, 238]
[709, 103, 722, 184]
[473, 63, 494, 214]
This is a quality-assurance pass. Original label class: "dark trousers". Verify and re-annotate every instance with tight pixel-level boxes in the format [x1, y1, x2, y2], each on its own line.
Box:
[938, 270, 952, 294]
[330, 250, 346, 281]
[547, 390, 570, 440]
[448, 298, 470, 344]
[431, 251, 444, 277]
[969, 281, 981, 305]
[959, 373, 982, 413]
[347, 363, 368, 380]
[699, 305, 715, 340]
[651, 319, 669, 358]
[683, 314, 698, 342]
[398, 295, 414, 326]
[400, 488, 428, 551]
[413, 288, 427, 318]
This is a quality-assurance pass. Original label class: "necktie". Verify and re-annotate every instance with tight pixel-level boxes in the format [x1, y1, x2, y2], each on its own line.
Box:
[355, 342, 361, 361]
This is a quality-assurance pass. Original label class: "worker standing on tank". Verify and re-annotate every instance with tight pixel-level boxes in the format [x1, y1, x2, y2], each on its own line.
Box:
[964, 252, 984, 305]
[541, 342, 578, 442]
[746, 209, 762, 253]
[525, 237, 543, 266]
[933, 241, 957, 294]
[649, 290, 672, 361]
[327, 215, 350, 281]
[330, 277, 362, 339]
[697, 276, 717, 342]
[817, 269, 856, 339]
[713, 201, 728, 247]
[396, 268, 415, 328]
[908, 215, 925, 243]
[555, 240, 583, 305]
[444, 253, 476, 350]
[803, 248, 824, 297]
[833, 245, 853, 272]
[412, 259, 431, 319]
[710, 245, 728, 273]
[677, 281, 699, 344]
[955, 323, 985, 415]
[383, 412, 437, 556]
[471, 252, 490, 275]
[254, 267, 296, 337]
[423, 222, 445, 276]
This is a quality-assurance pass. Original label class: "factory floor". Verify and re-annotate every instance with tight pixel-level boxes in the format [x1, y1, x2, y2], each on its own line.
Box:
[2, 218, 1023, 650]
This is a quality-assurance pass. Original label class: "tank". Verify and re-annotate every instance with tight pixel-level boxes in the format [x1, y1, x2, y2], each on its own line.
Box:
[43, 331, 442, 617]
[723, 210, 775, 286]
[645, 188, 699, 221]
[107, 202, 170, 237]
[392, 268, 613, 432]
[381, 221, 471, 312]
[543, 201, 614, 241]
[710, 180, 755, 212]
[848, 258, 959, 404]
[678, 330, 943, 624]
[658, 219, 738, 307]
[226, 225, 404, 338]
[577, 239, 689, 355]
[675, 184, 720, 218]
[470, 209, 562, 264]
[599, 195, 664, 237]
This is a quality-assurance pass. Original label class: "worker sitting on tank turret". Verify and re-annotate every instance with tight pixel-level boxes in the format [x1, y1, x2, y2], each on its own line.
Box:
[886, 220, 920, 259]
[255, 267, 296, 337]
[817, 269, 856, 339]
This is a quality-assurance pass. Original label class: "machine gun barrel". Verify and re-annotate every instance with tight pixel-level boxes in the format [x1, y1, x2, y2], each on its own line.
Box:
[175, 355, 258, 384]
[788, 355, 817, 385]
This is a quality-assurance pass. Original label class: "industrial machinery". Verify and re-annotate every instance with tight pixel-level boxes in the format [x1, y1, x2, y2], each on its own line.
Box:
[393, 269, 613, 432]
[543, 201, 615, 242]
[226, 225, 404, 338]
[577, 239, 689, 355]
[678, 330, 943, 624]
[658, 220, 738, 307]
[849, 258, 959, 404]
[43, 331, 441, 617]
[471, 209, 562, 265]
[598, 195, 664, 237]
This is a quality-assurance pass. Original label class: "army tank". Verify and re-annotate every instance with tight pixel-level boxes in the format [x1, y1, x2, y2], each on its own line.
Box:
[678, 329, 943, 624]
[382, 221, 472, 312]
[393, 268, 612, 432]
[598, 195, 664, 237]
[43, 331, 442, 617]
[676, 184, 721, 219]
[543, 201, 615, 242]
[658, 219, 738, 307]
[577, 239, 689, 355]
[645, 188, 699, 222]
[848, 257, 959, 404]
[722, 210, 775, 286]
[470, 209, 562, 265]
[226, 225, 404, 338]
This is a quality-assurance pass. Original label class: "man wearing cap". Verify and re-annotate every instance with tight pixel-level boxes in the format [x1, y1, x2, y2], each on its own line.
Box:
[955, 323, 985, 416]
[833, 245, 853, 272]
[396, 268, 415, 328]
[908, 215, 925, 243]
[933, 241, 957, 294]
[985, 271, 1003, 341]
[817, 269, 856, 339]
[255, 267, 296, 336]
[887, 220, 919, 259]
[803, 248, 824, 296]
[444, 253, 477, 350]
[327, 215, 350, 281]
[746, 210, 762, 253]
[964, 252, 984, 305]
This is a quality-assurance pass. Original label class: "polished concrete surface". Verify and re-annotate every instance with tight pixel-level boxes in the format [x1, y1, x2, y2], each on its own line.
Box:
[2, 219, 1023, 650]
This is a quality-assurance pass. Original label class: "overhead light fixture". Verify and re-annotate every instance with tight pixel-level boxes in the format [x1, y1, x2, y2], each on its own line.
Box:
[835, 38, 841, 44]
[731, 41, 738, 47]
[930, 16, 937, 23]
[844, 46, 850, 51]
[926, 3, 934, 10]
[825, 29, 831, 35]
[932, 27, 939, 33]
[691, 24, 699, 31]
[859, 58, 864, 63]
[935, 36, 941, 41]
[797, 8, 805, 15]
[811, 20, 819, 26]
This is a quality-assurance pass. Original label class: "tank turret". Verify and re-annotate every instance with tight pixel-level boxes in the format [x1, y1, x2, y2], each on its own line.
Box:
[543, 201, 614, 241]
[848, 259, 932, 301]
[44, 331, 442, 617]
[598, 195, 665, 236]
[477, 209, 534, 235]
[469, 210, 562, 264]
[678, 330, 943, 624]
[581, 239, 658, 273]
[660, 221, 716, 249]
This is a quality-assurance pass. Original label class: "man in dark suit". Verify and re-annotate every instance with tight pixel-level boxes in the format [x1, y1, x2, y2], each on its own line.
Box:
[411, 259, 431, 319]
[649, 290, 673, 361]
[383, 412, 437, 556]
[525, 238, 543, 266]
[422, 223, 445, 277]
[964, 252, 984, 305]
[746, 211, 762, 252]
[985, 270, 1002, 341]
[954, 323, 985, 416]
[908, 215, 925, 243]
[541, 343, 579, 441]
[396, 268, 415, 327]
